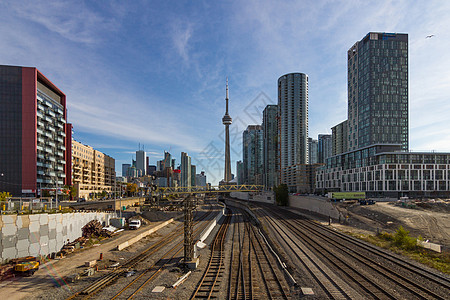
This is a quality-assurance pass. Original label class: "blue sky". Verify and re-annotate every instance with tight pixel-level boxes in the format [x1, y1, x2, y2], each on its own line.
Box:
[1, 1, 450, 185]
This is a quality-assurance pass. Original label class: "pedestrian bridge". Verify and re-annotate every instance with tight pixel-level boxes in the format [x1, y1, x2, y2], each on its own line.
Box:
[155, 184, 265, 195]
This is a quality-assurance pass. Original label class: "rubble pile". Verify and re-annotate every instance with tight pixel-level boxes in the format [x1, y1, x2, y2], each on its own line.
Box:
[82, 220, 113, 238]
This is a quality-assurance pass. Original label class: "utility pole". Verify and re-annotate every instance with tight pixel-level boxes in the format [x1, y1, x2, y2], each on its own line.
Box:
[184, 195, 194, 263]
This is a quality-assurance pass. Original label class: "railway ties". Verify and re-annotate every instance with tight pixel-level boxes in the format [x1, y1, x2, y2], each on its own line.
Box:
[191, 210, 231, 299]
[263, 205, 449, 300]
[226, 205, 291, 300]
[66, 204, 218, 300]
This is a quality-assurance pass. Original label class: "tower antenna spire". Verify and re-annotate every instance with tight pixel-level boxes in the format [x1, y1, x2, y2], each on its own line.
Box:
[226, 77, 229, 100]
[222, 77, 232, 183]
[225, 77, 229, 114]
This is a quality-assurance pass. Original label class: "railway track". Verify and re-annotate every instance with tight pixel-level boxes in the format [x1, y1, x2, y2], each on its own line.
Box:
[227, 205, 291, 300]
[191, 209, 231, 299]
[66, 203, 217, 300]
[261, 205, 450, 299]
[303, 218, 450, 288]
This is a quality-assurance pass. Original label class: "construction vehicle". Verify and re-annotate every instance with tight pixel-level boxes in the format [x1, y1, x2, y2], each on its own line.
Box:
[14, 258, 39, 276]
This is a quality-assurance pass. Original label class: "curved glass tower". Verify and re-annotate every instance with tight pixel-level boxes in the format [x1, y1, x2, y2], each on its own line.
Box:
[278, 73, 309, 169]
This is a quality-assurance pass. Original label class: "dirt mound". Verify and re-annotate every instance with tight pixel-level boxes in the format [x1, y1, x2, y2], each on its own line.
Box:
[128, 214, 151, 225]
[141, 210, 182, 222]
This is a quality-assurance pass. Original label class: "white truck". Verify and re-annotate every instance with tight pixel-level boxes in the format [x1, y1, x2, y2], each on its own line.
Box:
[128, 219, 141, 230]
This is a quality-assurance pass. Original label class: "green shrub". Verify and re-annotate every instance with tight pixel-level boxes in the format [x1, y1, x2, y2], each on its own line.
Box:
[393, 226, 417, 250]
[378, 231, 394, 241]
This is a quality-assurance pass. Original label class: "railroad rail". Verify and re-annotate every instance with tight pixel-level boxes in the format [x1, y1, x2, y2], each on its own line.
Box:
[108, 205, 220, 300]
[227, 206, 291, 300]
[66, 204, 216, 300]
[261, 205, 450, 299]
[191, 209, 231, 299]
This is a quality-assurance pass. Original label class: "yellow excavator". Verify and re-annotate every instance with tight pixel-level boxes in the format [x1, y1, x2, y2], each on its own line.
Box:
[14, 257, 40, 276]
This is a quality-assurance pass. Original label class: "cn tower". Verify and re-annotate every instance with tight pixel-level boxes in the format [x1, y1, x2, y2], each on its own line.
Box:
[222, 78, 232, 183]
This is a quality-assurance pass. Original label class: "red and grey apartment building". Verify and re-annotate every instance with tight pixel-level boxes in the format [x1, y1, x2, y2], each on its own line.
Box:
[0, 65, 72, 197]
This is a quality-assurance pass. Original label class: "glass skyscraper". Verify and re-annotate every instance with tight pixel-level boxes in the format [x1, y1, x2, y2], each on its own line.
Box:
[278, 73, 309, 168]
[263, 105, 278, 189]
[348, 32, 408, 151]
[242, 125, 263, 185]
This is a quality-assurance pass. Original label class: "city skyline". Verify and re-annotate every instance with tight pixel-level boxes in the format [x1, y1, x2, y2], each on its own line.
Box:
[1, 2, 450, 185]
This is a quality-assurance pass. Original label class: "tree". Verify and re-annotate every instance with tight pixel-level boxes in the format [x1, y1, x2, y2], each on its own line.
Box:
[274, 184, 289, 206]
[126, 183, 137, 196]
[69, 185, 77, 199]
[0, 191, 12, 202]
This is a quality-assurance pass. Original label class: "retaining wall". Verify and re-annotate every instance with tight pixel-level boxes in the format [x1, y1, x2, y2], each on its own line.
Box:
[0, 212, 114, 262]
[289, 195, 340, 219]
[230, 191, 275, 204]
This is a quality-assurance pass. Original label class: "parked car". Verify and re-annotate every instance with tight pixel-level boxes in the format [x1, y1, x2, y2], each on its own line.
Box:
[129, 219, 141, 230]
[77, 198, 86, 202]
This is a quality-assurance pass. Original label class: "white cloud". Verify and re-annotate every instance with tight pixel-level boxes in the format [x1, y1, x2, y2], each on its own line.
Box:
[171, 21, 194, 63]
[5, 1, 116, 44]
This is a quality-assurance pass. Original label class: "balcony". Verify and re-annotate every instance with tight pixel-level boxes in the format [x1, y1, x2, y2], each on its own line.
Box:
[46, 126, 55, 132]
[46, 110, 56, 118]
[36, 111, 44, 118]
[44, 131, 53, 138]
[44, 116, 52, 123]
[58, 131, 66, 137]
[46, 141, 56, 147]
[56, 151, 64, 157]
[47, 156, 56, 162]
[59, 159, 66, 164]
[44, 147, 53, 153]
[58, 145, 66, 151]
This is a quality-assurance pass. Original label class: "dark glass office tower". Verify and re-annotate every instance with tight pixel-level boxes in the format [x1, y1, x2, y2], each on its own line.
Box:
[262, 105, 278, 189]
[242, 125, 263, 185]
[348, 32, 408, 151]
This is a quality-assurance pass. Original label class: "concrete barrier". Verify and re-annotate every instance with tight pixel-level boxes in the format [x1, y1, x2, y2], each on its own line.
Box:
[198, 206, 225, 243]
[417, 240, 442, 253]
[117, 218, 175, 251]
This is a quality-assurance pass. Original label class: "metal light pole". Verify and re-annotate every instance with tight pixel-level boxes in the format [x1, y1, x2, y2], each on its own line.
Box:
[55, 177, 58, 211]
[114, 179, 117, 216]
